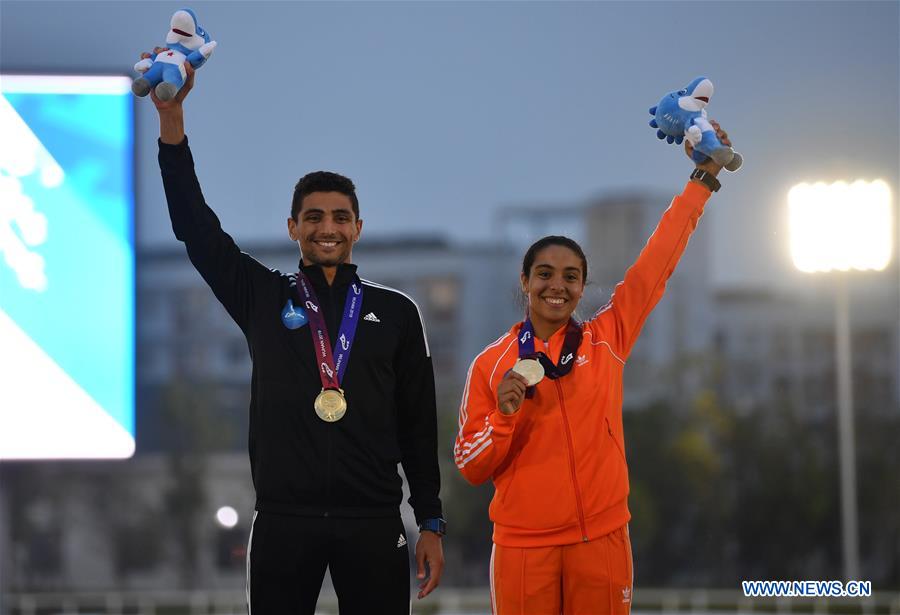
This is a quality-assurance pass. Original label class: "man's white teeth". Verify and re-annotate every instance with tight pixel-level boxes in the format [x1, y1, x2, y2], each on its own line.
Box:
[544, 297, 565, 305]
[317, 241, 338, 247]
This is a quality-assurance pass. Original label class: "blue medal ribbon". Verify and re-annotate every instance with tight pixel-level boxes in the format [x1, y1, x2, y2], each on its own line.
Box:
[294, 271, 363, 390]
[517, 317, 582, 398]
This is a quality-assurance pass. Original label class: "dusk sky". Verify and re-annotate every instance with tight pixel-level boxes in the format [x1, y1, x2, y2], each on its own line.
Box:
[2, 1, 898, 288]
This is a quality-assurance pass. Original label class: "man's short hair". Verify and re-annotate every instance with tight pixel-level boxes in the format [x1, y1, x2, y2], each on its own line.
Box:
[291, 171, 360, 221]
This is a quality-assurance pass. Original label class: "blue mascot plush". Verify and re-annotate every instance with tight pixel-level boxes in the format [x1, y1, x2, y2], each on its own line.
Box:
[649, 77, 743, 171]
[132, 8, 217, 101]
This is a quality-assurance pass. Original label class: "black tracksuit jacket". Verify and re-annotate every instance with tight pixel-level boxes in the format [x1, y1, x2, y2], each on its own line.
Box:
[158, 138, 442, 524]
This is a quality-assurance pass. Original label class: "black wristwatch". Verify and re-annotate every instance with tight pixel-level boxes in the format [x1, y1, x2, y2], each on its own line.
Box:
[419, 518, 447, 537]
[690, 168, 721, 192]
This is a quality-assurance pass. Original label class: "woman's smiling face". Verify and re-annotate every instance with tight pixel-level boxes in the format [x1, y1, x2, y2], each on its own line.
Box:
[521, 244, 585, 333]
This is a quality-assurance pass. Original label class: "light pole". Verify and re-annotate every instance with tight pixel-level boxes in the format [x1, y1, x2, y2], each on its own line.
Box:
[788, 179, 893, 581]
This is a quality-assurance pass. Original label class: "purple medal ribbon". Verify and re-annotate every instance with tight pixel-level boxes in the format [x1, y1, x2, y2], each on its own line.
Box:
[294, 271, 363, 391]
[517, 317, 583, 398]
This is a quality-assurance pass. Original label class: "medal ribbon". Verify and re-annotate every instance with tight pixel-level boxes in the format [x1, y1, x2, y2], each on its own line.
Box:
[517, 317, 583, 397]
[294, 271, 363, 391]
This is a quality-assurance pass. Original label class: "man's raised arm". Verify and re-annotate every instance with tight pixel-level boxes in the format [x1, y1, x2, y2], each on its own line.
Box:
[149, 59, 273, 330]
[147, 49, 191, 145]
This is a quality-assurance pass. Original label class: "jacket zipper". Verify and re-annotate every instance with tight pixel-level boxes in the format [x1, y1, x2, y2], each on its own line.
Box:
[324, 430, 332, 517]
[324, 281, 339, 517]
[555, 380, 588, 541]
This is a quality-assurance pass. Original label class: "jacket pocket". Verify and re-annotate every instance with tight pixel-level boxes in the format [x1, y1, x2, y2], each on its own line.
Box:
[606, 417, 627, 464]
[496, 454, 519, 505]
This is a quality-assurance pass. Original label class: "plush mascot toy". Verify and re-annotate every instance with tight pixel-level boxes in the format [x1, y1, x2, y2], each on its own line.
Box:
[649, 77, 743, 171]
[132, 8, 217, 101]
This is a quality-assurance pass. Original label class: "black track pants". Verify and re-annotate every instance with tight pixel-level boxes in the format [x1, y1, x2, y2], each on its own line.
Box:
[247, 511, 411, 615]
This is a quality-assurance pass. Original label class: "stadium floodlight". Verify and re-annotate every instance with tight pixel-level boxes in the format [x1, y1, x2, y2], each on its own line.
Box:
[788, 179, 893, 273]
[215, 506, 240, 529]
[787, 178, 895, 583]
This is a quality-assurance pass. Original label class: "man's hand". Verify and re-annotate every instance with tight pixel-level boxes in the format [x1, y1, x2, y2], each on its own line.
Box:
[497, 370, 528, 415]
[684, 120, 732, 177]
[415, 531, 444, 599]
[149, 59, 196, 113]
[138, 48, 195, 144]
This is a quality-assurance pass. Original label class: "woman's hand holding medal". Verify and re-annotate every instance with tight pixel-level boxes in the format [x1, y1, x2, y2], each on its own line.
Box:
[497, 370, 530, 416]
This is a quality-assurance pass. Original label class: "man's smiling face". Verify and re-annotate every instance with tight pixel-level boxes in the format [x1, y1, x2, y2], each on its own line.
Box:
[287, 192, 362, 268]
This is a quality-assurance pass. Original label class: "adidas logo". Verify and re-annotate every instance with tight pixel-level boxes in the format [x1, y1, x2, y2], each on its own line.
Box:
[364, 312, 381, 323]
[397, 533, 407, 548]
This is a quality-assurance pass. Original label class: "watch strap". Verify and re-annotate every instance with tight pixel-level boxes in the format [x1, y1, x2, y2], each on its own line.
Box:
[690, 168, 721, 192]
[418, 517, 447, 536]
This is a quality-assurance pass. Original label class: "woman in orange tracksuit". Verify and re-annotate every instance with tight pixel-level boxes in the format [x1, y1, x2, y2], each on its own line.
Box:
[454, 124, 733, 614]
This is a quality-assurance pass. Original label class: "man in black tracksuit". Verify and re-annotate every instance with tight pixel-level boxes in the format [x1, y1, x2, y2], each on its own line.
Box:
[152, 62, 444, 614]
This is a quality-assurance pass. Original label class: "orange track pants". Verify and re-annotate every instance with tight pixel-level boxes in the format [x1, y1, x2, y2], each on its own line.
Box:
[490, 525, 633, 615]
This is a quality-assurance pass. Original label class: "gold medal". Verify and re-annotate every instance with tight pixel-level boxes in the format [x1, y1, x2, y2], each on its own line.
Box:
[314, 388, 347, 422]
[512, 358, 545, 386]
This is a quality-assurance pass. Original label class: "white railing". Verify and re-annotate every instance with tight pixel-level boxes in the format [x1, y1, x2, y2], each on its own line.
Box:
[3, 588, 900, 614]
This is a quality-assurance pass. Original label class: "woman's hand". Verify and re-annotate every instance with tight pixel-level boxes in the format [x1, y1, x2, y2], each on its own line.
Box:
[684, 120, 732, 177]
[497, 370, 529, 415]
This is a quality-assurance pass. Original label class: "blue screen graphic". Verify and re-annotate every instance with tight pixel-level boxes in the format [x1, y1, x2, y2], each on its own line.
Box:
[0, 75, 135, 459]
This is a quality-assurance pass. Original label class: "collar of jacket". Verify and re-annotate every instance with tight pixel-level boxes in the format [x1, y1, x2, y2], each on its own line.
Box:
[297, 261, 359, 290]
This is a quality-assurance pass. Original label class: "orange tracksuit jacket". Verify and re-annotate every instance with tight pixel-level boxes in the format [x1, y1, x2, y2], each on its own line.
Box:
[454, 181, 711, 548]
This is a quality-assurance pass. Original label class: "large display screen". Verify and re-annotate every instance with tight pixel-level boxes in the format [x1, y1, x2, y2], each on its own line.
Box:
[0, 75, 135, 459]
